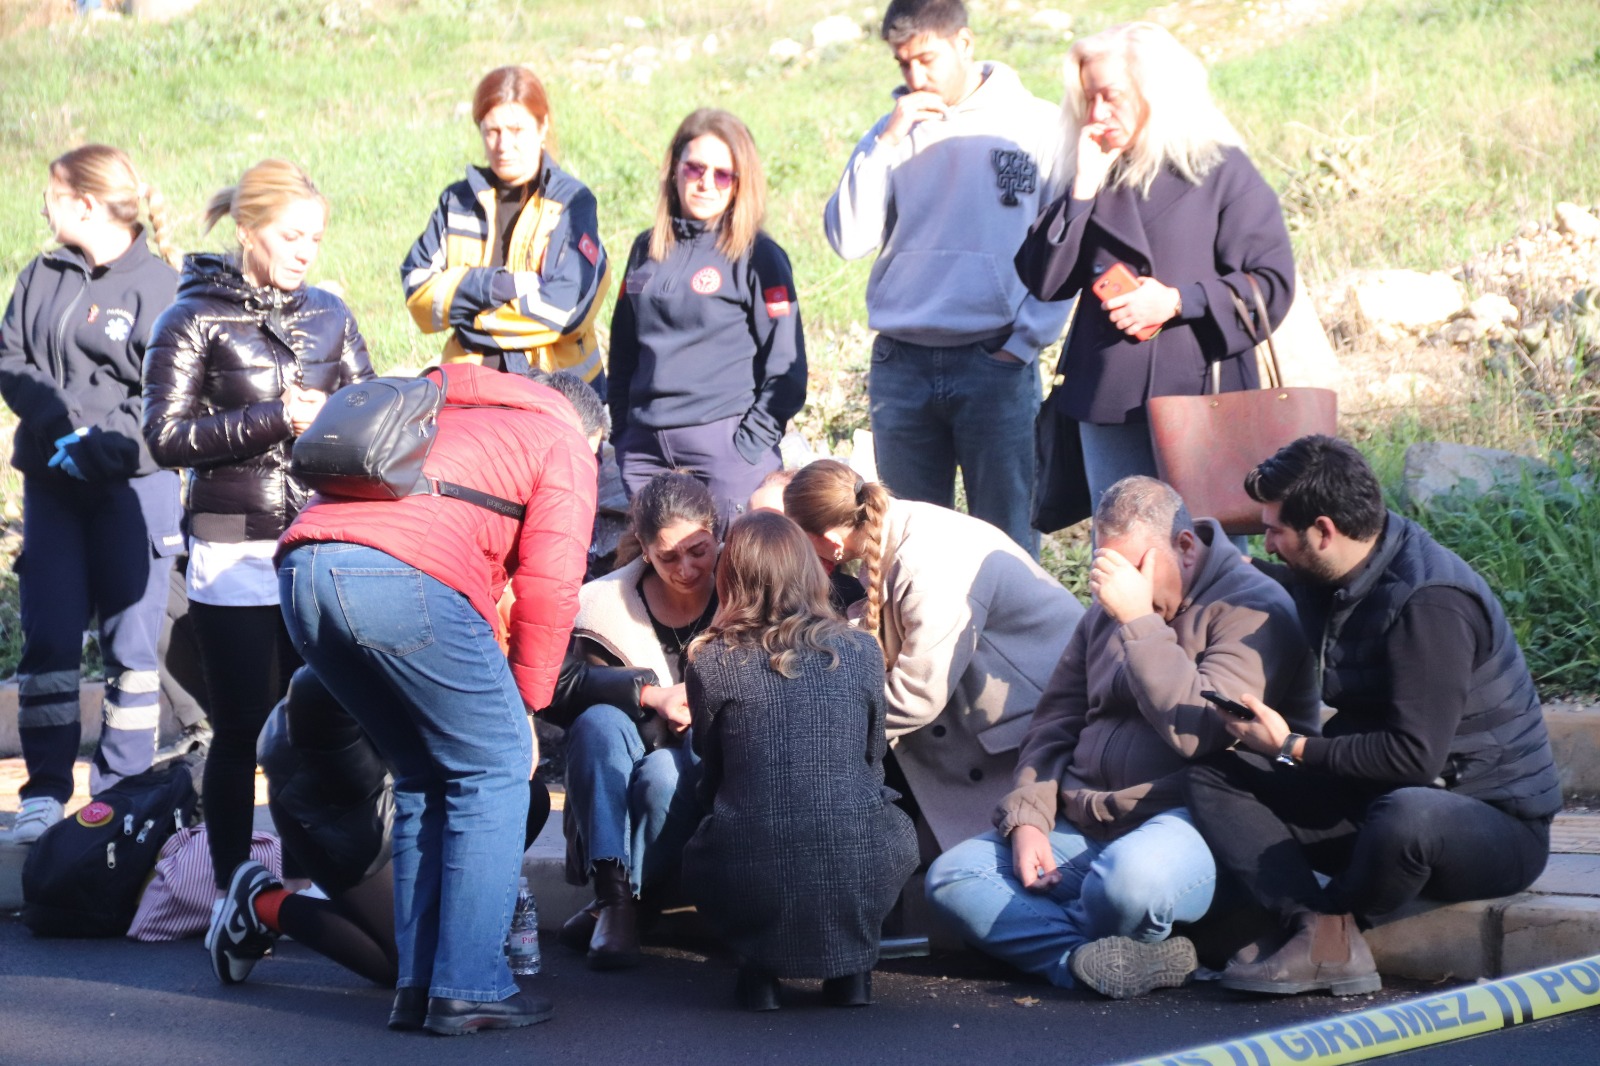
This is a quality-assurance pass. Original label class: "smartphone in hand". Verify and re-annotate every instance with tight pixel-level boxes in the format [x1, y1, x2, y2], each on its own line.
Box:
[1091, 262, 1161, 341]
[1201, 690, 1256, 721]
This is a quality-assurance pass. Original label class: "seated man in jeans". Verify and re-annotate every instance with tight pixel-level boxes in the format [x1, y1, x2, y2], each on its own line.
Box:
[1188, 435, 1562, 996]
[926, 476, 1319, 998]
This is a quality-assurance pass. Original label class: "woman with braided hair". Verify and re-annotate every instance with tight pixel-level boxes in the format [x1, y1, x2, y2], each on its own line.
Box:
[783, 460, 1085, 858]
[1, 145, 183, 842]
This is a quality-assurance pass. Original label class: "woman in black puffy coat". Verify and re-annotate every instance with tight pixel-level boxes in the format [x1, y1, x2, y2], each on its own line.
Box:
[141, 158, 373, 982]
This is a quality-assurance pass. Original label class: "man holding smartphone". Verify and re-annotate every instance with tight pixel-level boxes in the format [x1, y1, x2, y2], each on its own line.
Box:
[926, 477, 1319, 998]
[824, 0, 1068, 556]
[1188, 436, 1562, 997]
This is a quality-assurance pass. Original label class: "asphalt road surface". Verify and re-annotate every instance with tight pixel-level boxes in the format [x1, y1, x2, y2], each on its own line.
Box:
[1, 914, 1592, 1066]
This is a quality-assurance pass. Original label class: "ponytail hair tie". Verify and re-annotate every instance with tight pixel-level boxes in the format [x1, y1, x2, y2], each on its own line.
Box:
[853, 476, 867, 506]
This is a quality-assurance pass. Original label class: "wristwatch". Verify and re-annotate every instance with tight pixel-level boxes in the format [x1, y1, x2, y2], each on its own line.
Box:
[1277, 733, 1305, 766]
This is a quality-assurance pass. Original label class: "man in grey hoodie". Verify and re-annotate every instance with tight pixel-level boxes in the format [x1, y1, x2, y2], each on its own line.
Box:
[925, 477, 1321, 999]
[824, 0, 1068, 556]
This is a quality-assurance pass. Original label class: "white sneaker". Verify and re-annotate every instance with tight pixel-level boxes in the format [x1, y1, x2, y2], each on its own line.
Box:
[10, 797, 65, 844]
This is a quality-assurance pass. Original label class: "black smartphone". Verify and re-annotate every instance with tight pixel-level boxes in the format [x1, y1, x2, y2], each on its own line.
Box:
[1201, 690, 1256, 721]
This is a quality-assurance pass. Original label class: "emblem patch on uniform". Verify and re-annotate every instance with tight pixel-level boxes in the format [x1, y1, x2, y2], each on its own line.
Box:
[991, 149, 1038, 207]
[578, 233, 600, 266]
[104, 309, 135, 343]
[691, 267, 722, 295]
[625, 267, 653, 295]
[763, 286, 792, 318]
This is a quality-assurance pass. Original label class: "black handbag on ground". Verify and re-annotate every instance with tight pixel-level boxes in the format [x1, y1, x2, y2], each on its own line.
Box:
[291, 372, 525, 519]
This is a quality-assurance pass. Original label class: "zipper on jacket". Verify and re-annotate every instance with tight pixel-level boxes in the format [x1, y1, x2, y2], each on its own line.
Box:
[51, 266, 90, 387]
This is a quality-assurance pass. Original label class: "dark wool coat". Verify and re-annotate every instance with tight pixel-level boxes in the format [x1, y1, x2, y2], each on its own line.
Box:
[1015, 146, 1295, 425]
[682, 629, 918, 978]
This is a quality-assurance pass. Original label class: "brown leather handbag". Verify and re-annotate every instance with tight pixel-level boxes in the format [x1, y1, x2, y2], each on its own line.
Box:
[1147, 277, 1338, 535]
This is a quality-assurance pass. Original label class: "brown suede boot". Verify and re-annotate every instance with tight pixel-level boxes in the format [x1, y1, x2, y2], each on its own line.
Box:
[586, 860, 641, 970]
[1221, 911, 1381, 996]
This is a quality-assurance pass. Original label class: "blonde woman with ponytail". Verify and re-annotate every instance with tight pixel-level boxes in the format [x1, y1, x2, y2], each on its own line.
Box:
[783, 460, 1086, 854]
[0, 145, 184, 845]
[141, 158, 373, 984]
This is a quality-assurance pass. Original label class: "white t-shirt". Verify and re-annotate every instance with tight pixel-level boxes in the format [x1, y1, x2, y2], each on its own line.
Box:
[186, 537, 281, 607]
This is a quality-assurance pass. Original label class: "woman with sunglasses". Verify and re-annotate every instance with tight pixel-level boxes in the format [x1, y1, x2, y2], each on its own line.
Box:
[608, 109, 807, 531]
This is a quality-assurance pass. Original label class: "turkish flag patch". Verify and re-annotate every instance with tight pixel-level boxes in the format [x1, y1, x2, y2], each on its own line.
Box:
[578, 234, 599, 266]
[763, 286, 792, 318]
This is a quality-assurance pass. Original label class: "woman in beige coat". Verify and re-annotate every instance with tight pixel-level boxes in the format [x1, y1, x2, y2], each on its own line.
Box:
[784, 460, 1086, 851]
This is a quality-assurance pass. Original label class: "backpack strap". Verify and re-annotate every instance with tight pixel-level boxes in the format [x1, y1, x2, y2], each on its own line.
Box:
[414, 477, 526, 520]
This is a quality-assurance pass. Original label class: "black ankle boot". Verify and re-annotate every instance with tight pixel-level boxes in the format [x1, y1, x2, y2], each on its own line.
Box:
[822, 971, 872, 1007]
[558, 899, 600, 954]
[587, 860, 640, 970]
[735, 964, 781, 1011]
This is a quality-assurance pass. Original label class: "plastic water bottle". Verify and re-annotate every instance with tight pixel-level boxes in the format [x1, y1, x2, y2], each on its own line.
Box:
[507, 876, 540, 976]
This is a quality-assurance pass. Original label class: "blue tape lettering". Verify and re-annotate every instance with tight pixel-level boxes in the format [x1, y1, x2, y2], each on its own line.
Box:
[1271, 1030, 1322, 1060]
[1310, 1020, 1366, 1052]
[1531, 971, 1566, 1005]
[1561, 964, 1600, 996]
[1382, 1002, 1433, 1035]
[1450, 990, 1488, 1025]
[1418, 997, 1460, 1032]
[1353, 1014, 1402, 1045]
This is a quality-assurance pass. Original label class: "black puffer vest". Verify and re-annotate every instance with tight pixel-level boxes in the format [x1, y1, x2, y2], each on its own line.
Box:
[1313, 512, 1561, 820]
[141, 253, 374, 542]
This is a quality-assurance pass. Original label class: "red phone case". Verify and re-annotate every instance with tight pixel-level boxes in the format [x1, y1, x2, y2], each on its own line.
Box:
[1092, 262, 1160, 342]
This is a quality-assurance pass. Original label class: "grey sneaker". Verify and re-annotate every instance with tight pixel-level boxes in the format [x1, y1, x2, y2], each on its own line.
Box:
[206, 860, 281, 985]
[1069, 935, 1199, 999]
[9, 797, 64, 844]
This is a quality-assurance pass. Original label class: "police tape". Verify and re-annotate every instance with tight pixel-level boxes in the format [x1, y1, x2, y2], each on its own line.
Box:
[1115, 953, 1600, 1066]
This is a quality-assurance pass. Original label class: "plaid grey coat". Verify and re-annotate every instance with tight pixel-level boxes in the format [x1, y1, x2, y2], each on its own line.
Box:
[682, 629, 918, 978]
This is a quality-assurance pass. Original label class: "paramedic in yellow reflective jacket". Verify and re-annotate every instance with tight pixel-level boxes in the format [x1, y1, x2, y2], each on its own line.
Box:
[402, 65, 612, 391]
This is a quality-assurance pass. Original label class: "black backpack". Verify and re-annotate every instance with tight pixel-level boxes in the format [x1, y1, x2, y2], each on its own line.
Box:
[290, 374, 524, 518]
[21, 756, 202, 938]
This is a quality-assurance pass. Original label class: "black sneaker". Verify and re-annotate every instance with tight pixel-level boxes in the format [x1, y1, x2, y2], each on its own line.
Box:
[206, 860, 280, 985]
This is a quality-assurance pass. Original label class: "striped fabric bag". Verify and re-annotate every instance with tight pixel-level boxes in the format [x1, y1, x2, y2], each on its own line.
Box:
[127, 827, 282, 941]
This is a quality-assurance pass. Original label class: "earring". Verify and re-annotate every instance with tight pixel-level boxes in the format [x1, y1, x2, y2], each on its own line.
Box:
[832, 546, 843, 562]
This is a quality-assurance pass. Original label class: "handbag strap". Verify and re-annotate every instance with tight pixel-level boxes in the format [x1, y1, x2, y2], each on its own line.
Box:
[1222, 275, 1284, 390]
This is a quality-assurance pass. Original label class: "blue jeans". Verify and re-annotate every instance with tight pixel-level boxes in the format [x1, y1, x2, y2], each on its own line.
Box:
[869, 335, 1041, 557]
[563, 704, 700, 897]
[925, 809, 1216, 988]
[279, 542, 530, 1002]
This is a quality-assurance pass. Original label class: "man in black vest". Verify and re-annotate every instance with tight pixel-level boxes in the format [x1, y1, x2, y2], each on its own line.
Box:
[1186, 435, 1561, 996]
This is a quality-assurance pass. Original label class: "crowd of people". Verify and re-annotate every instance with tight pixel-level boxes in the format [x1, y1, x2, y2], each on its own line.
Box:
[0, 0, 1562, 1039]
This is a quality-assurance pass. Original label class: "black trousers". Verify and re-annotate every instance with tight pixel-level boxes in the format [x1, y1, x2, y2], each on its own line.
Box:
[190, 602, 301, 888]
[1186, 749, 1551, 925]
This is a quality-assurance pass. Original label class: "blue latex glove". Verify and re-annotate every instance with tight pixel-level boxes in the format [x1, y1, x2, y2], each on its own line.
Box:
[48, 428, 89, 480]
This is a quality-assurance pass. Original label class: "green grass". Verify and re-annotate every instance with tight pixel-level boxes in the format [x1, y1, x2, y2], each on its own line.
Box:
[2, 0, 1598, 691]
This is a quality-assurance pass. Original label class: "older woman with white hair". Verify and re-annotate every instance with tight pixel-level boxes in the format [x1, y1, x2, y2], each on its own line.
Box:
[1015, 22, 1295, 510]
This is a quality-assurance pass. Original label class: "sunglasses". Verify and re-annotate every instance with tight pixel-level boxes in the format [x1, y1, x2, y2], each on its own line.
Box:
[679, 160, 737, 190]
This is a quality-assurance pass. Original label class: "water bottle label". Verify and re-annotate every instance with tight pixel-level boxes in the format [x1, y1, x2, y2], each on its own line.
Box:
[510, 930, 538, 954]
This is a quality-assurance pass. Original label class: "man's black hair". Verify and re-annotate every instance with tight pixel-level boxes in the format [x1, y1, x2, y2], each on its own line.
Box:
[881, 0, 967, 46]
[1244, 434, 1386, 540]
[524, 369, 608, 439]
